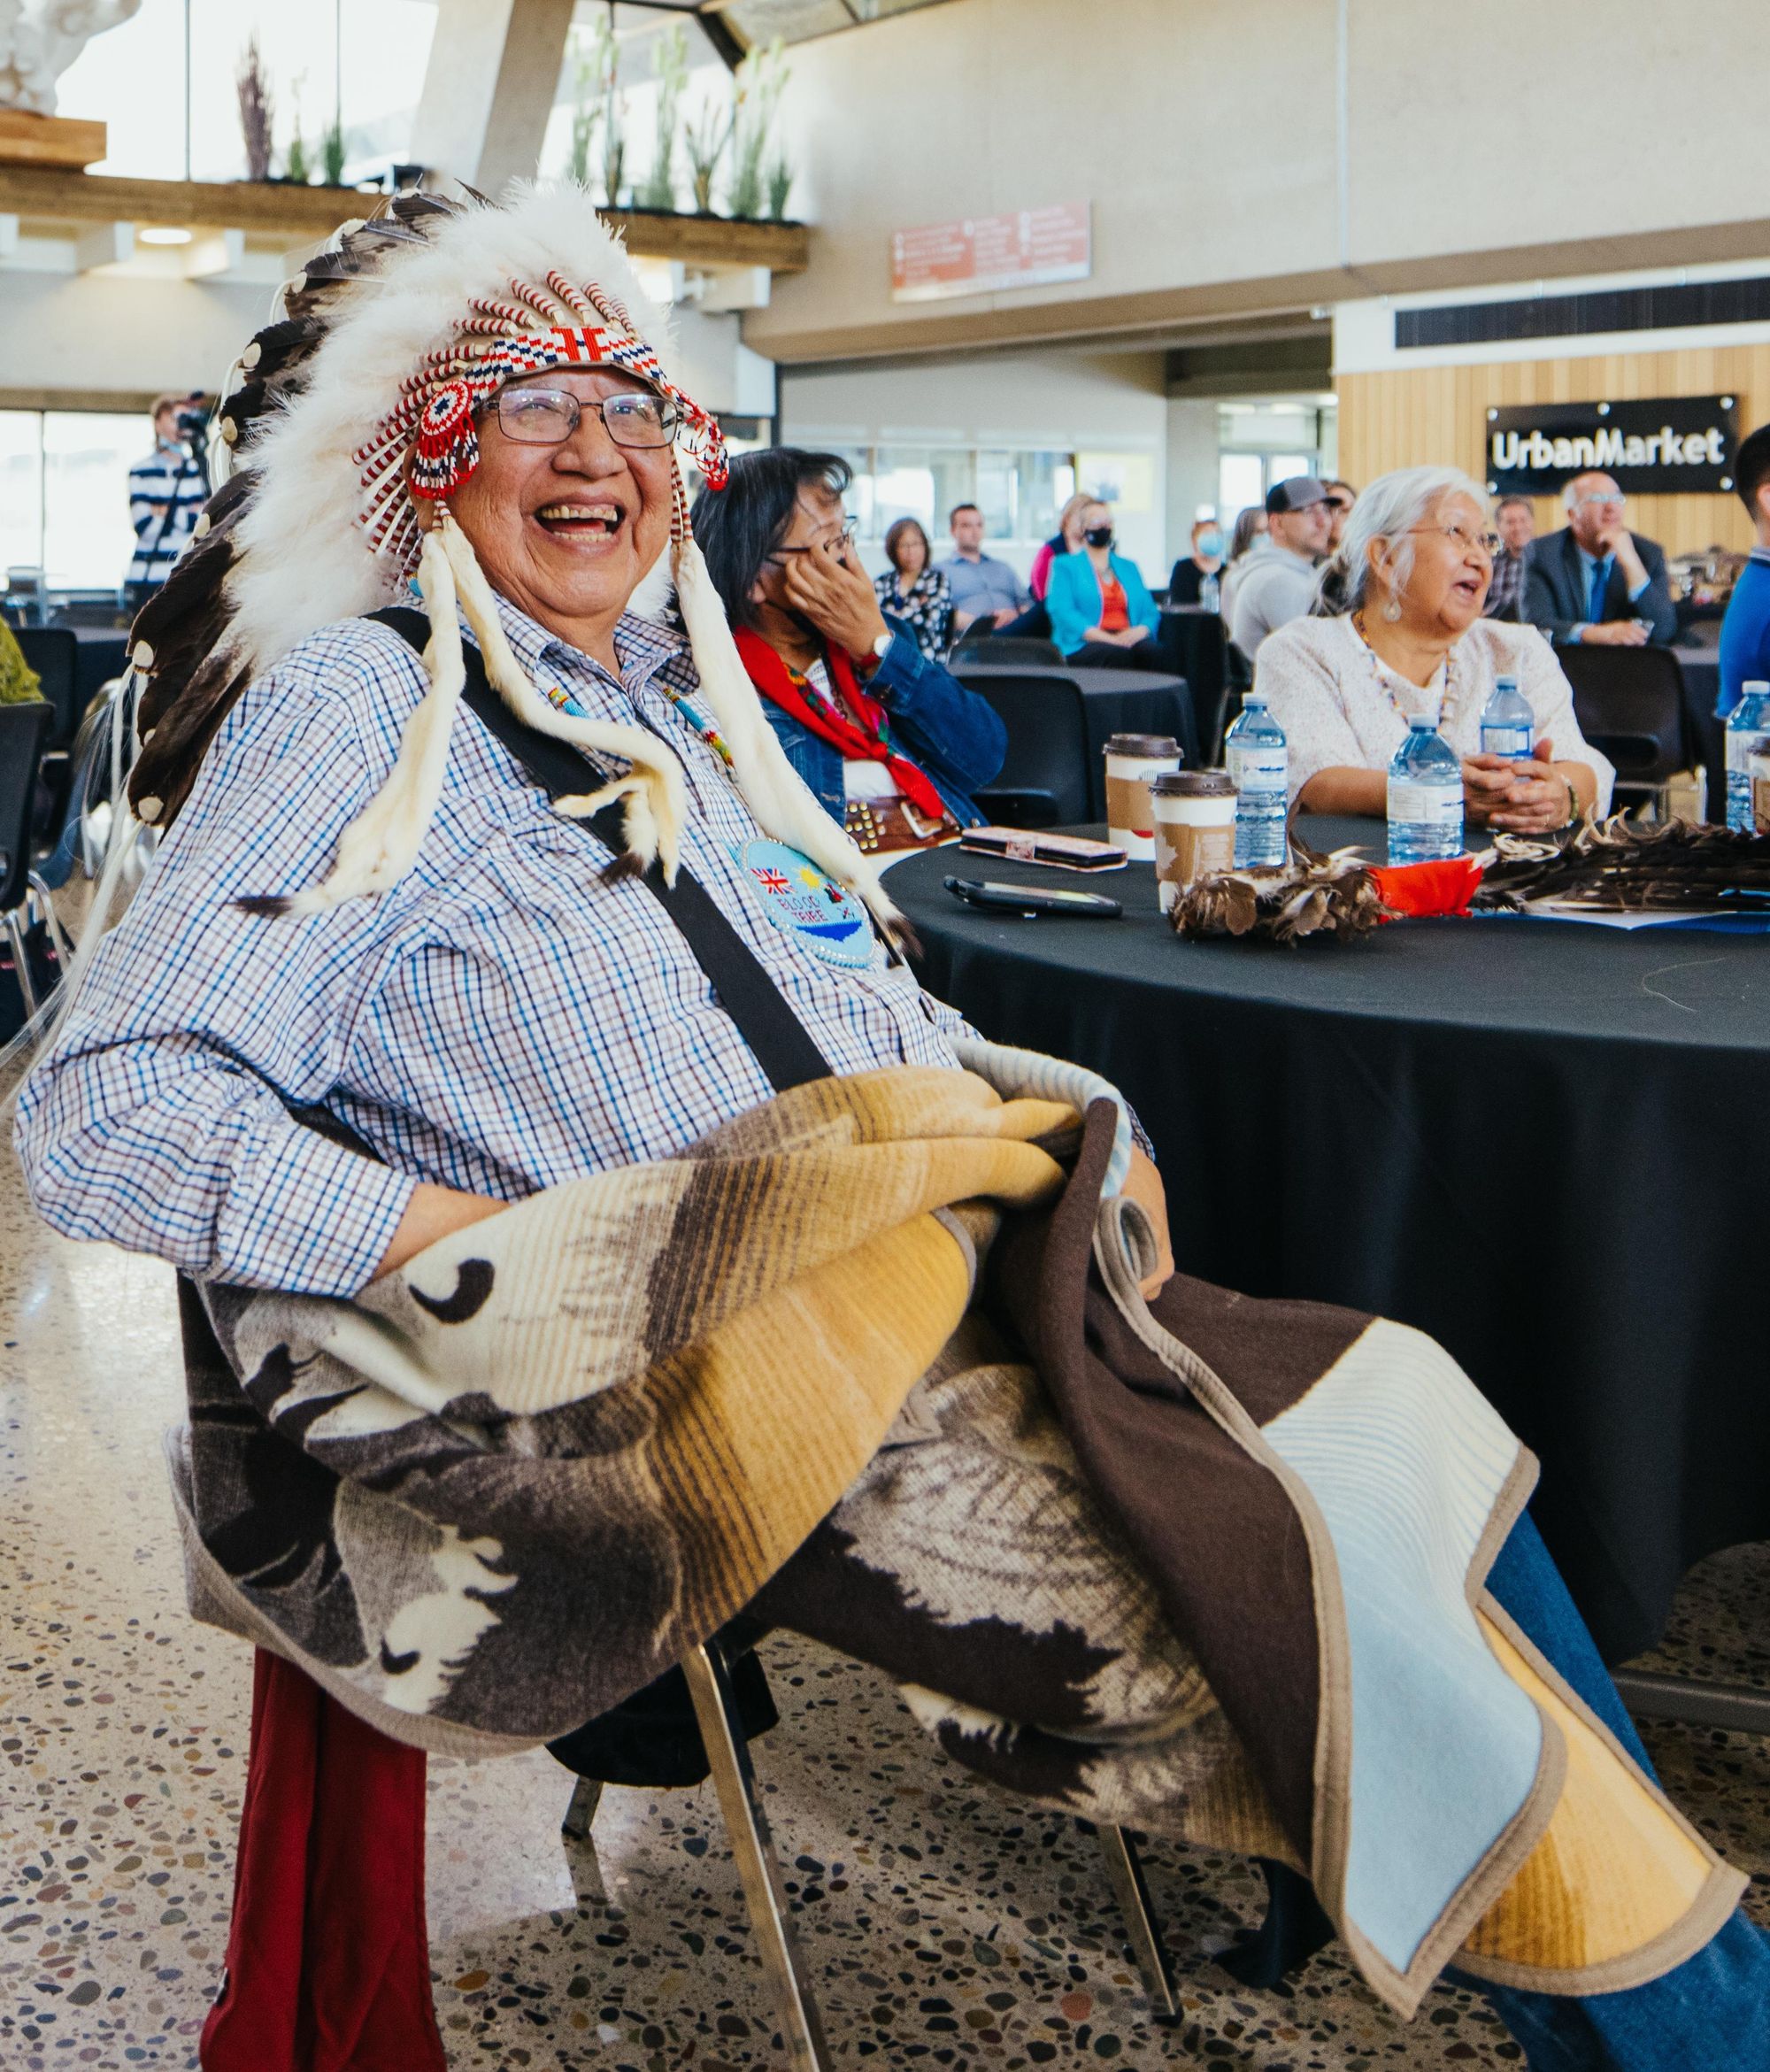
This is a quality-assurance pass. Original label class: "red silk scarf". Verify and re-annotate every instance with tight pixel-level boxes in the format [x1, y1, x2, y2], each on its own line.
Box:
[733, 626, 947, 821]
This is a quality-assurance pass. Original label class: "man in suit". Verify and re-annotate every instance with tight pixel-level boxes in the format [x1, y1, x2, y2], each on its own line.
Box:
[1522, 470, 1677, 646]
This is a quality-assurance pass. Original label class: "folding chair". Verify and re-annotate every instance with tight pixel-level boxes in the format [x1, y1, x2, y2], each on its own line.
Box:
[1556, 644, 1691, 818]
[956, 669, 1093, 828]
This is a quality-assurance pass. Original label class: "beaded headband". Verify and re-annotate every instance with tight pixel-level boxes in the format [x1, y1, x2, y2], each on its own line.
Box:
[351, 268, 729, 577]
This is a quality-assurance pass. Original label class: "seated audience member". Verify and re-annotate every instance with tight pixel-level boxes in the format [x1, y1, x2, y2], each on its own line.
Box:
[873, 517, 951, 663]
[939, 502, 1029, 633]
[1028, 493, 1092, 604]
[1313, 482, 1358, 614]
[1258, 465, 1612, 830]
[1045, 500, 1162, 667]
[1484, 495, 1535, 621]
[1523, 470, 1677, 645]
[1228, 476, 1332, 659]
[19, 191, 1770, 2071]
[1216, 505, 1269, 626]
[694, 450, 1006, 847]
[1719, 421, 1770, 717]
[1321, 479, 1356, 555]
[0, 618, 45, 705]
[1166, 517, 1226, 606]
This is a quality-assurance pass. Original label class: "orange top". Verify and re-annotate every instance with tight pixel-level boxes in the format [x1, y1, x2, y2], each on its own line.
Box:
[1097, 570, 1130, 634]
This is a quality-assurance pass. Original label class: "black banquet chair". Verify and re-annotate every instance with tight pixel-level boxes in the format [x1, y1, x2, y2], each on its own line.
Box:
[1554, 644, 1690, 816]
[955, 669, 1092, 828]
[0, 699, 56, 1018]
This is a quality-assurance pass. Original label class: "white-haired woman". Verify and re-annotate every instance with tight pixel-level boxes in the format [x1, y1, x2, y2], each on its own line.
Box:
[1255, 466, 1613, 832]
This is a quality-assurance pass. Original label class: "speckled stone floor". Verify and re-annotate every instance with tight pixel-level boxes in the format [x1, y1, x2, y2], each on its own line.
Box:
[4, 1151, 1767, 2069]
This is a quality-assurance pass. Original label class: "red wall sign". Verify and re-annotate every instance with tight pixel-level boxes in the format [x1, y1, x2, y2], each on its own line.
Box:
[890, 202, 1091, 304]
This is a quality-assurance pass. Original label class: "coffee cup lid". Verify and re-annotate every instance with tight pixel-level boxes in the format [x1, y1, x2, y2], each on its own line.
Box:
[1104, 733, 1181, 759]
[1151, 770, 1235, 797]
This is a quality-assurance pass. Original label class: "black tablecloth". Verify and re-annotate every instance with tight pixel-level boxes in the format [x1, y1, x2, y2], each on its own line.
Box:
[896, 816, 1770, 1663]
[953, 663, 1198, 814]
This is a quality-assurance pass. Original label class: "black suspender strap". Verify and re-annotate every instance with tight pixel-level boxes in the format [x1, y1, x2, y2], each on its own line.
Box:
[367, 607, 834, 1094]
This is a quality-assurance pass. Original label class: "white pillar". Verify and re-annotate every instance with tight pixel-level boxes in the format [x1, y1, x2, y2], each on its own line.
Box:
[409, 0, 576, 193]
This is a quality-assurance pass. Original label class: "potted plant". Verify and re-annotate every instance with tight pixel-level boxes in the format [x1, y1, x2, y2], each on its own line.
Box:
[684, 89, 730, 216]
[322, 115, 347, 188]
[729, 37, 787, 220]
[566, 52, 601, 188]
[235, 35, 274, 182]
[583, 11, 625, 209]
[766, 153, 792, 222]
[637, 21, 688, 212]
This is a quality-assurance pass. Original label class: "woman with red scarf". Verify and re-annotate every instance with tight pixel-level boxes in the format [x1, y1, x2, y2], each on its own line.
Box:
[692, 451, 1006, 854]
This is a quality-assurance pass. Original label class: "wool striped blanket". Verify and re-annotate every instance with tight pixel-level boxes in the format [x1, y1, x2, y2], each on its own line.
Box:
[166, 1043, 1740, 2015]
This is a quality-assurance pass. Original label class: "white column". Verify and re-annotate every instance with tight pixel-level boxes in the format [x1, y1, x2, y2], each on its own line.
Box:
[409, 0, 576, 193]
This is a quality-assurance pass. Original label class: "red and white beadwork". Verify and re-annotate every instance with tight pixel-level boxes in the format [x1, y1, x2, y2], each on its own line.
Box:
[353, 273, 730, 573]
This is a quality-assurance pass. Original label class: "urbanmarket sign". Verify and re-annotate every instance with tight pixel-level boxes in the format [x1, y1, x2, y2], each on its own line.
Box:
[1485, 396, 1738, 496]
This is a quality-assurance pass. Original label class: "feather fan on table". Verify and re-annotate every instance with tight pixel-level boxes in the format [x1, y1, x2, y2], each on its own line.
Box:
[1476, 816, 1770, 912]
[1168, 839, 1395, 945]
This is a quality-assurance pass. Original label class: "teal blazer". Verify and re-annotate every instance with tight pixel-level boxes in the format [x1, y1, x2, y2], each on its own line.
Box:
[1046, 551, 1160, 655]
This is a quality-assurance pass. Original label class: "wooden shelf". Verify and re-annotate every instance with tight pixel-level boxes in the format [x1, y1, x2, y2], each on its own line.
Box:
[0, 169, 810, 272]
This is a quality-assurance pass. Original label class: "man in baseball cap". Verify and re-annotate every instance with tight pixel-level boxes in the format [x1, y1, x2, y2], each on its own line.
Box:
[1229, 474, 1333, 661]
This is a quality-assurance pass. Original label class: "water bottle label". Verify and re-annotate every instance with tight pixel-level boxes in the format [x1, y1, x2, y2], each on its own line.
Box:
[1388, 780, 1462, 826]
[1228, 745, 1287, 794]
[1727, 770, 1755, 831]
[1480, 724, 1533, 760]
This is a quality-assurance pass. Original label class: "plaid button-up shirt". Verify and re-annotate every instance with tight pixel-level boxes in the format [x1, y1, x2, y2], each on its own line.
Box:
[16, 598, 979, 1297]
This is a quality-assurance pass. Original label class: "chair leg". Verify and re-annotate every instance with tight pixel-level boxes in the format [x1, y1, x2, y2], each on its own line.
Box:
[5, 909, 37, 1018]
[560, 1775, 604, 1841]
[1093, 1822, 1179, 2019]
[681, 1641, 833, 2071]
[1612, 1668, 1770, 1736]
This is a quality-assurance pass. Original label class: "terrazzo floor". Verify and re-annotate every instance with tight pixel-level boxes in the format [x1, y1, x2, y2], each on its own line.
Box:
[4, 1152, 1767, 2070]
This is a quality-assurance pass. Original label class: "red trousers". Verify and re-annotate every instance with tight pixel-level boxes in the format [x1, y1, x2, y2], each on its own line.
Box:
[202, 1649, 447, 2072]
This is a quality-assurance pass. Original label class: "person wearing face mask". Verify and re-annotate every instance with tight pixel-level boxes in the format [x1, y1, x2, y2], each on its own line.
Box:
[1166, 518, 1226, 608]
[1044, 500, 1163, 668]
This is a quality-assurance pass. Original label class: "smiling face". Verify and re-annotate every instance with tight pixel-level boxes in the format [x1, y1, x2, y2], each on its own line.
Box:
[443, 366, 675, 651]
[1378, 489, 1492, 635]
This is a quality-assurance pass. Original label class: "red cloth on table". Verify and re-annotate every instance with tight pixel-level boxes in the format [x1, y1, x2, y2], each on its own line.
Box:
[1367, 856, 1484, 919]
[202, 1648, 444, 2072]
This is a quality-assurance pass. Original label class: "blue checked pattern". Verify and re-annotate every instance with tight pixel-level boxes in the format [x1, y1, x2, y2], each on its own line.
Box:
[15, 597, 981, 1298]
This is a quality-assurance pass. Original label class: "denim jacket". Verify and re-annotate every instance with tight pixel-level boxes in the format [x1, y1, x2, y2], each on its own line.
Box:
[759, 617, 1007, 826]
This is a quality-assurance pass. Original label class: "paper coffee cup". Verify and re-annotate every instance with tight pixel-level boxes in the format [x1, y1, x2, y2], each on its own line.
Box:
[1104, 732, 1183, 861]
[1151, 771, 1237, 913]
[1751, 747, 1770, 834]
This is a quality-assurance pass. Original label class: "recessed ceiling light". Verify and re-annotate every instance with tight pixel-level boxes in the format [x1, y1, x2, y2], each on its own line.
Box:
[138, 227, 193, 246]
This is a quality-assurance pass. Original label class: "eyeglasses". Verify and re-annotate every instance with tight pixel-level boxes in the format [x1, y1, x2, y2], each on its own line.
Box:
[1411, 521, 1501, 559]
[491, 386, 680, 448]
[767, 517, 858, 561]
[1573, 490, 1626, 511]
[1325, 495, 1354, 513]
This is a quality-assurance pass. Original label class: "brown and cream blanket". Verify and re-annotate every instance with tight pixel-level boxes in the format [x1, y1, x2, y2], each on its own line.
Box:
[166, 1043, 1741, 2016]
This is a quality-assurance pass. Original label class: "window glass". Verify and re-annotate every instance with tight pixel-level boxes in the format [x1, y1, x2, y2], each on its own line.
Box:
[818, 446, 874, 536]
[873, 447, 972, 543]
[0, 413, 43, 581]
[1219, 452, 1265, 520]
[1267, 454, 1312, 488]
[43, 414, 151, 590]
[1014, 451, 1071, 544]
[974, 450, 1016, 539]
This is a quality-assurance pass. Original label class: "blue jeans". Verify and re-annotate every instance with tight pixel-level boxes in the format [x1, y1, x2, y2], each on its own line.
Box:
[1459, 1514, 1770, 2070]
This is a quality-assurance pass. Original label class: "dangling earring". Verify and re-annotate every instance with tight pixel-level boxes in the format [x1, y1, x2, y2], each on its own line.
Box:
[1382, 596, 1403, 622]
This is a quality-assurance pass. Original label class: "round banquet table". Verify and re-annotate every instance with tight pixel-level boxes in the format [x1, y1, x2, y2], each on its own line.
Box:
[895, 815, 1770, 1664]
[951, 661, 1198, 813]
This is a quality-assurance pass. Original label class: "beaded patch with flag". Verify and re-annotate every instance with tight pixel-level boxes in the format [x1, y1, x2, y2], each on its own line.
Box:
[735, 839, 872, 969]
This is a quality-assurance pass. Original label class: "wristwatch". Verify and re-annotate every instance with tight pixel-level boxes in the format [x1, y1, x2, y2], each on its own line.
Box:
[869, 629, 894, 663]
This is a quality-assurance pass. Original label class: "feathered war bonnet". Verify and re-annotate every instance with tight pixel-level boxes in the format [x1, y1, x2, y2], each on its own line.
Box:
[127, 182, 901, 930]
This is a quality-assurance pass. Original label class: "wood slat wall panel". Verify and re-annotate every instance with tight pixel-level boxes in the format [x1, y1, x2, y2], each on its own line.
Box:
[1338, 345, 1770, 555]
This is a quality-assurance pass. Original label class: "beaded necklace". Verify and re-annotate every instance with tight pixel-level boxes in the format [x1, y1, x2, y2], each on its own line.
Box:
[1349, 612, 1470, 737]
[542, 675, 734, 768]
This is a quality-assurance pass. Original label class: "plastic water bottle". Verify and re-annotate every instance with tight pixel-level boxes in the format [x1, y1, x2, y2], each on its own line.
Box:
[1201, 570, 1221, 612]
[1386, 715, 1464, 863]
[1224, 691, 1288, 867]
[1478, 674, 1534, 762]
[1725, 680, 1770, 831]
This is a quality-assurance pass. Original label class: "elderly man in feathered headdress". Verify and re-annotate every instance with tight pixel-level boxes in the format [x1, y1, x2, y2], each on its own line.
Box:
[16, 189, 1770, 2072]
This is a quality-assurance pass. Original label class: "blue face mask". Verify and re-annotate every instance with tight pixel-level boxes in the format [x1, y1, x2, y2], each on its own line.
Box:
[1197, 531, 1224, 558]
